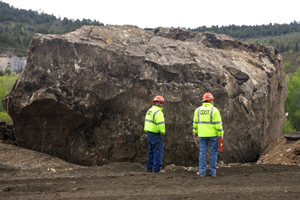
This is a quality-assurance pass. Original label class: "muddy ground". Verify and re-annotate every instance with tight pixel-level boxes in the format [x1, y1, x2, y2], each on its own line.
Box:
[0, 142, 300, 200]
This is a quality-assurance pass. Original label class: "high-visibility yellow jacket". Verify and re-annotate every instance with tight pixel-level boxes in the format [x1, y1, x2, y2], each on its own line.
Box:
[193, 102, 224, 137]
[144, 105, 165, 135]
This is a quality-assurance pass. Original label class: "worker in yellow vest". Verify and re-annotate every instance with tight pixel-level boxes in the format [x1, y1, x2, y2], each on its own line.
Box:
[193, 93, 224, 177]
[144, 95, 166, 173]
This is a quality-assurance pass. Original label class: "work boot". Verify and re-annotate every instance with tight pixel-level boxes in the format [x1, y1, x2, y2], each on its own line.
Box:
[196, 171, 205, 177]
[209, 174, 216, 178]
[145, 168, 152, 172]
[154, 169, 165, 173]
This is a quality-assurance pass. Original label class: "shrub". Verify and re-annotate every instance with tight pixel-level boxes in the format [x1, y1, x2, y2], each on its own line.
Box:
[283, 120, 296, 134]
[0, 111, 13, 124]
[0, 73, 18, 124]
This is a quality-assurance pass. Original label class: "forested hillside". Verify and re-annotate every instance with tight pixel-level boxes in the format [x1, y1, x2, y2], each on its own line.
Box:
[192, 22, 300, 39]
[0, 1, 103, 56]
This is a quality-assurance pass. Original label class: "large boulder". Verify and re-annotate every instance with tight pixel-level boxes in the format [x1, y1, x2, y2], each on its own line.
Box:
[3, 25, 287, 166]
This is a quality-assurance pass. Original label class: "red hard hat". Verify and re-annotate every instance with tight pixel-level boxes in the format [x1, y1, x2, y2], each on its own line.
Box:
[152, 95, 166, 104]
[201, 93, 215, 102]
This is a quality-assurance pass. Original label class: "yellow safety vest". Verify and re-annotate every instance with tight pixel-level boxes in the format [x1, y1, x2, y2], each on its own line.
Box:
[193, 102, 224, 137]
[144, 105, 165, 134]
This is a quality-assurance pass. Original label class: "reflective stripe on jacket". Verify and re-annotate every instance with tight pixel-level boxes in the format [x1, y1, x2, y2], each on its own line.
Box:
[144, 105, 165, 135]
[193, 102, 224, 137]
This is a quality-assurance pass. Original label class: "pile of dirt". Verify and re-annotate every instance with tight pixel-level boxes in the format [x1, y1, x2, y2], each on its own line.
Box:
[0, 142, 83, 172]
[257, 135, 300, 165]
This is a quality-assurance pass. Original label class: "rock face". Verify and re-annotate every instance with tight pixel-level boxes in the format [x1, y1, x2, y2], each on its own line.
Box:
[3, 25, 287, 166]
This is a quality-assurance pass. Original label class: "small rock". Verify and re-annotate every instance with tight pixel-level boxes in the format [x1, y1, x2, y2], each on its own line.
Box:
[241, 163, 251, 167]
[47, 168, 56, 173]
[164, 164, 176, 171]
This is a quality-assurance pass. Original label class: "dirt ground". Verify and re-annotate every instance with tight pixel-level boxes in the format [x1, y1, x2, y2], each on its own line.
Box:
[0, 142, 300, 200]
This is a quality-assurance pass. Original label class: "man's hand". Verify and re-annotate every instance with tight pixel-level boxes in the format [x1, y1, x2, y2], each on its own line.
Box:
[194, 134, 198, 138]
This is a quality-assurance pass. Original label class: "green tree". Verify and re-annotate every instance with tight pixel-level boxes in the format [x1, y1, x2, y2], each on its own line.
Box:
[5, 64, 11, 74]
[285, 68, 300, 131]
[283, 120, 296, 134]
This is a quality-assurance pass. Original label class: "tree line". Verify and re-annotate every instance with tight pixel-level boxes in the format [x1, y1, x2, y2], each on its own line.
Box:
[191, 21, 300, 39]
[0, 1, 103, 56]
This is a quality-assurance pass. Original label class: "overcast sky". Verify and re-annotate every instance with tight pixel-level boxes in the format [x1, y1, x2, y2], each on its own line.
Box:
[2, 0, 300, 29]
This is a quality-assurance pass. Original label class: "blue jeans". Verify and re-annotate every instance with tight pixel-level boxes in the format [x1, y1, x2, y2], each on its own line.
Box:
[198, 136, 219, 176]
[145, 132, 164, 172]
